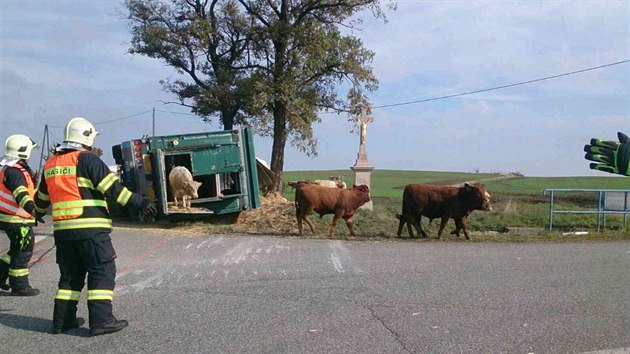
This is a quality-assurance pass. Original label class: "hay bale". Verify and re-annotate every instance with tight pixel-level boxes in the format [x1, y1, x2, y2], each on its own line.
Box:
[236, 192, 296, 233]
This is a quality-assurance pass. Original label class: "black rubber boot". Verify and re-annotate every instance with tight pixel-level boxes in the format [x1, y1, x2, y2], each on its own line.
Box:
[11, 286, 40, 296]
[89, 319, 129, 337]
[51, 317, 85, 334]
[0, 262, 9, 291]
[53, 299, 78, 331]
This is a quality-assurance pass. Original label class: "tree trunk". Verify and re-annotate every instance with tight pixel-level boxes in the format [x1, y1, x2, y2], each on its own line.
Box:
[268, 0, 289, 193]
[269, 101, 287, 192]
[221, 108, 234, 130]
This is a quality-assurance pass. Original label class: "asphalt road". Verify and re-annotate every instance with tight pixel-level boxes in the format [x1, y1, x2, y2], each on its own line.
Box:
[1, 221, 629, 354]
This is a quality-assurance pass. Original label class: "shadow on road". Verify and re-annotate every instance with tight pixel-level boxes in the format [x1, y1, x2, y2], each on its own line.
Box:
[0, 310, 89, 337]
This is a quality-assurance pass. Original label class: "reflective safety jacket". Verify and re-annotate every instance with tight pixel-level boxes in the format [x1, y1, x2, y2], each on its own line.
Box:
[0, 163, 36, 224]
[35, 149, 143, 237]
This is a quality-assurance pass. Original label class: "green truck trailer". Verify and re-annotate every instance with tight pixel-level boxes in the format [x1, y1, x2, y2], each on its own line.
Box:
[111, 128, 261, 219]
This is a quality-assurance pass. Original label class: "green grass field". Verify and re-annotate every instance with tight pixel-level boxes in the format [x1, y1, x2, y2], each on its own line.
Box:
[160, 170, 629, 241]
[274, 170, 630, 240]
[283, 169, 630, 197]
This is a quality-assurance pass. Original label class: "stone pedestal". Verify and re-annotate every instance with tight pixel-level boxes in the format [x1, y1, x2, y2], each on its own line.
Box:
[351, 144, 374, 210]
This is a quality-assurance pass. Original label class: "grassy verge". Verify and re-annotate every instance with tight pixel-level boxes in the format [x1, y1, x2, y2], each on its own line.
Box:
[115, 170, 630, 242]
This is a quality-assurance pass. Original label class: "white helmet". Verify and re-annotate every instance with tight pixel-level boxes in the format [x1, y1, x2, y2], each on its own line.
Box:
[64, 117, 99, 147]
[4, 134, 38, 160]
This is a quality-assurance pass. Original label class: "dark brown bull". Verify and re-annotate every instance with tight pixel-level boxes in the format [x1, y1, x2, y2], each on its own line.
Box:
[295, 184, 371, 237]
[396, 183, 492, 240]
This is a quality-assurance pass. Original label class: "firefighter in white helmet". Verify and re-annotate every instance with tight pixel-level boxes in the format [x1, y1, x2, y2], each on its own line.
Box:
[0, 134, 41, 296]
[35, 117, 157, 335]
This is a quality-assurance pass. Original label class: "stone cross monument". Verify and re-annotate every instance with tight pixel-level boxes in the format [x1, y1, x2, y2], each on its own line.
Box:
[351, 103, 374, 210]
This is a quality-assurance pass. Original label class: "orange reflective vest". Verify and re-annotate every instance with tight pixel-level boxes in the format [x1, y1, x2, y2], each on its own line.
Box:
[0, 163, 36, 223]
[43, 151, 111, 230]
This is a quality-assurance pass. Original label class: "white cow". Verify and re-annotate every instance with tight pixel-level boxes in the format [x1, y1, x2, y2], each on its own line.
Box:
[168, 166, 202, 209]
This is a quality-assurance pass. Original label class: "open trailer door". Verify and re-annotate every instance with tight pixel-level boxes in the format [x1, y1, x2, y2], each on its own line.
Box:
[153, 147, 170, 215]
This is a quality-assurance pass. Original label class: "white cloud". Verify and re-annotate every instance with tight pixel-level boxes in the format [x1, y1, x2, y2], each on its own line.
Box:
[0, 0, 628, 176]
[362, 1, 628, 97]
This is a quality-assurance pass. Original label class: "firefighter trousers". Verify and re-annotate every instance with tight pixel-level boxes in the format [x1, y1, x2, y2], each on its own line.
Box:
[54, 232, 118, 329]
[0, 224, 34, 290]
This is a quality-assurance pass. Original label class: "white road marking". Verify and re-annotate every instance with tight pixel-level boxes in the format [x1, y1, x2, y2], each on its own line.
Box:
[222, 240, 266, 265]
[330, 254, 343, 272]
[329, 240, 362, 273]
[330, 240, 344, 272]
[117, 274, 164, 295]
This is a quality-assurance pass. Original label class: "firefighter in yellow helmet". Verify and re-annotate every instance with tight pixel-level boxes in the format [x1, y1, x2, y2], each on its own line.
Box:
[34, 117, 157, 336]
[0, 134, 41, 296]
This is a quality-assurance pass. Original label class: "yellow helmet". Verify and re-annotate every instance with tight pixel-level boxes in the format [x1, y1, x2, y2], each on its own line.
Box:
[4, 134, 38, 160]
[64, 117, 99, 147]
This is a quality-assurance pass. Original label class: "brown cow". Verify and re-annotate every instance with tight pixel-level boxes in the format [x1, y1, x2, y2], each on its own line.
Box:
[288, 180, 346, 189]
[295, 184, 371, 237]
[396, 183, 492, 240]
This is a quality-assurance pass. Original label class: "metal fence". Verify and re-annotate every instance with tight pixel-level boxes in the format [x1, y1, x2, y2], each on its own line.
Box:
[543, 189, 630, 231]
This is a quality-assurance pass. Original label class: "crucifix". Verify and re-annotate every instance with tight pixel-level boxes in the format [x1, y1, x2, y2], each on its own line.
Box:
[354, 104, 374, 147]
[350, 102, 375, 210]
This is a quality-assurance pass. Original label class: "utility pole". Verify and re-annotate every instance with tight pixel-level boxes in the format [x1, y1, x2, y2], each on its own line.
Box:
[37, 124, 49, 185]
[152, 107, 156, 136]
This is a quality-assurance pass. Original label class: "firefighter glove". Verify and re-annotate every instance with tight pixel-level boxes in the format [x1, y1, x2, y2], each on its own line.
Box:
[31, 211, 45, 226]
[139, 199, 158, 219]
[584, 132, 630, 176]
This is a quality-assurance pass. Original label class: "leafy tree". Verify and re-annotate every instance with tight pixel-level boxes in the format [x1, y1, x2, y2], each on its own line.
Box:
[126, 0, 253, 130]
[240, 0, 386, 191]
[125, 0, 390, 191]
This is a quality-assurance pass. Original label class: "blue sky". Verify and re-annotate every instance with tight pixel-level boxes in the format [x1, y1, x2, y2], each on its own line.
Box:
[1, 0, 628, 177]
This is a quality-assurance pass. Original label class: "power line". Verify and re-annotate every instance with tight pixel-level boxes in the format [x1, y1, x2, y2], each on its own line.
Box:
[371, 59, 630, 109]
[48, 130, 63, 143]
[94, 110, 153, 124]
[47, 110, 153, 128]
[155, 109, 197, 116]
[43, 59, 630, 127]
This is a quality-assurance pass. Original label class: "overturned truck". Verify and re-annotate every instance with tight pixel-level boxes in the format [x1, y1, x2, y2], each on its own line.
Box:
[111, 128, 262, 219]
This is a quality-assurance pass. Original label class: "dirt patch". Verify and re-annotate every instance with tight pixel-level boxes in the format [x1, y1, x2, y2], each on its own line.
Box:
[503, 199, 517, 214]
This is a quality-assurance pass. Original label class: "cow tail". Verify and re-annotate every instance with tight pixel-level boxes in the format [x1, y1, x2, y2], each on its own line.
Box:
[398, 189, 410, 219]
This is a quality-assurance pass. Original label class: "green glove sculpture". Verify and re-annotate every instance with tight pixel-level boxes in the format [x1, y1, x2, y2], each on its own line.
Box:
[584, 132, 630, 176]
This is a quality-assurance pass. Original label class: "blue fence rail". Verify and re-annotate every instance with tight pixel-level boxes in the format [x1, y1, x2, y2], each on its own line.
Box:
[543, 189, 630, 231]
